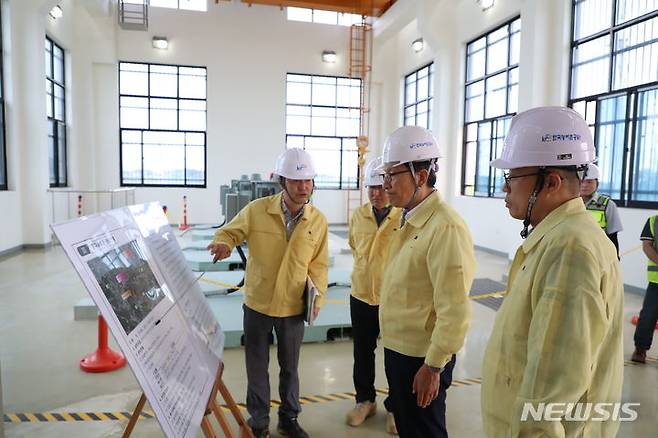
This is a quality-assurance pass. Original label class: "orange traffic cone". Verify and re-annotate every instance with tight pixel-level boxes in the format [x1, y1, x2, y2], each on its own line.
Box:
[179, 196, 190, 231]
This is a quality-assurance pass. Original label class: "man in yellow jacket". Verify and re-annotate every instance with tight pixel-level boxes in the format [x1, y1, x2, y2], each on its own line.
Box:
[482, 107, 624, 437]
[208, 148, 328, 438]
[378, 126, 475, 438]
[346, 156, 402, 434]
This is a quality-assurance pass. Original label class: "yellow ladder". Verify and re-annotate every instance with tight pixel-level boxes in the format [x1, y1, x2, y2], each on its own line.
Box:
[346, 18, 373, 221]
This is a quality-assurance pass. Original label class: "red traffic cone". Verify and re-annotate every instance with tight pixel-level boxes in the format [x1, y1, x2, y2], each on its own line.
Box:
[80, 315, 126, 373]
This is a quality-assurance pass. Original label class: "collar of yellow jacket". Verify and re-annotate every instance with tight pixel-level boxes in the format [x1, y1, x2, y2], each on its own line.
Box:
[522, 197, 586, 253]
[405, 191, 442, 229]
[266, 192, 310, 221]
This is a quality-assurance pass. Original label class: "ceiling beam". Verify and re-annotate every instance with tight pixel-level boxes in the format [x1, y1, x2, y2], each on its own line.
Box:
[239, 0, 396, 17]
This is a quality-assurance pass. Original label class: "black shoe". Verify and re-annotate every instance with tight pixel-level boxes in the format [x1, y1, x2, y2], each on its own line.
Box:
[277, 416, 309, 438]
[631, 347, 647, 364]
[248, 426, 270, 438]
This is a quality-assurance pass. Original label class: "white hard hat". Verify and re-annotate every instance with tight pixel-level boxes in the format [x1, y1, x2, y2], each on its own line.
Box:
[584, 163, 600, 180]
[382, 126, 441, 168]
[490, 106, 595, 169]
[274, 148, 317, 180]
[364, 157, 384, 187]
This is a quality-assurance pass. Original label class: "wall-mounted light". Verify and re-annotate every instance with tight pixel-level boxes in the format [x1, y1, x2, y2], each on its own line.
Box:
[49, 5, 63, 19]
[322, 50, 337, 63]
[152, 36, 169, 50]
[412, 38, 424, 53]
[477, 0, 495, 11]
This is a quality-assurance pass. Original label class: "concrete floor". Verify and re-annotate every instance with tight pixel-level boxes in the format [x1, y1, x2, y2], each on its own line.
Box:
[1, 228, 657, 437]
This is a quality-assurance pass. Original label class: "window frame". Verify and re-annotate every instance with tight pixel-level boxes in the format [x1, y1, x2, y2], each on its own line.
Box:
[285, 72, 362, 190]
[118, 61, 208, 188]
[286, 7, 362, 26]
[403, 62, 434, 129]
[46, 36, 67, 188]
[461, 16, 521, 198]
[0, 0, 6, 191]
[568, 1, 658, 209]
[148, 0, 207, 11]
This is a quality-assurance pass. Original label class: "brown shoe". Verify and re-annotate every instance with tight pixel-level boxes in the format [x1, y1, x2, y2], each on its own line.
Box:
[346, 401, 377, 426]
[631, 348, 647, 363]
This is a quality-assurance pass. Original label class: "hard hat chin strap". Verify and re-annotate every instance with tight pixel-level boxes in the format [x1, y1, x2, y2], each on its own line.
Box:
[521, 168, 546, 239]
[576, 164, 589, 181]
[402, 159, 437, 213]
[306, 180, 315, 204]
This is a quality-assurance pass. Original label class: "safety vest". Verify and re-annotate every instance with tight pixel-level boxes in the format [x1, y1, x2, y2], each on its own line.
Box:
[586, 194, 610, 229]
[649, 215, 658, 284]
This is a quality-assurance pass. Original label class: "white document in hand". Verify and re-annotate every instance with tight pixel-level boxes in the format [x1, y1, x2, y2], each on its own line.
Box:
[304, 276, 319, 325]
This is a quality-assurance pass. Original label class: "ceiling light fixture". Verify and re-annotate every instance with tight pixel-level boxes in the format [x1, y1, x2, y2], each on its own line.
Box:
[412, 38, 424, 53]
[152, 36, 169, 50]
[477, 0, 495, 11]
[49, 5, 63, 19]
[322, 50, 337, 63]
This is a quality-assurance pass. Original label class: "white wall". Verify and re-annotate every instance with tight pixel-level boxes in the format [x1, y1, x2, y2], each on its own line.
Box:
[110, 2, 354, 225]
[1, 0, 361, 253]
[0, 0, 21, 252]
[0, 0, 56, 252]
[2, 0, 656, 289]
[372, 0, 658, 288]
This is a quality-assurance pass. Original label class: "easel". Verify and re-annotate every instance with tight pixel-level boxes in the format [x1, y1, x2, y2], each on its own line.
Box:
[122, 362, 254, 438]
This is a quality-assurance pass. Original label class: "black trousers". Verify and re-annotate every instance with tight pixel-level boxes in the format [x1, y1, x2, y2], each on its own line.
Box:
[243, 305, 305, 429]
[384, 348, 456, 438]
[634, 282, 658, 350]
[350, 295, 390, 410]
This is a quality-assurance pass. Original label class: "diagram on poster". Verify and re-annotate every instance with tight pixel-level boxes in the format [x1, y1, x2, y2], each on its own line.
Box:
[52, 202, 224, 438]
[86, 240, 165, 335]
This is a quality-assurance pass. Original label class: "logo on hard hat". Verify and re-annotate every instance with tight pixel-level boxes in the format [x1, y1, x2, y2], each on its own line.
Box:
[296, 164, 307, 171]
[409, 141, 433, 149]
[557, 153, 573, 161]
[541, 134, 581, 142]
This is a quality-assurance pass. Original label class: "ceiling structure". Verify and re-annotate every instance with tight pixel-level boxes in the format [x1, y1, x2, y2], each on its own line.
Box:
[237, 0, 397, 17]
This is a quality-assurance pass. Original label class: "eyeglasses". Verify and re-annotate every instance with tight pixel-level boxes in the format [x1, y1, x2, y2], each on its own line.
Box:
[502, 171, 541, 186]
[381, 169, 410, 183]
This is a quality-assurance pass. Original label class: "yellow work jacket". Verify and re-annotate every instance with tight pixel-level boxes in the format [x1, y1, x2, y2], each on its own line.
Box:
[481, 198, 624, 438]
[348, 203, 402, 306]
[379, 192, 475, 368]
[211, 193, 329, 317]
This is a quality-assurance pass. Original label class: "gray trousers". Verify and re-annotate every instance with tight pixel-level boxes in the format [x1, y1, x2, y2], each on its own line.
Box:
[243, 304, 305, 429]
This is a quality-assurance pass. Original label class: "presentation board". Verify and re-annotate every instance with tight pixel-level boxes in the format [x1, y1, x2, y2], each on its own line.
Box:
[52, 202, 224, 438]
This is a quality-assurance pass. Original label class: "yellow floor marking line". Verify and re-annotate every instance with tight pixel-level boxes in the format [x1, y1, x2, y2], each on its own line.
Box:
[324, 298, 349, 305]
[6, 357, 656, 423]
[199, 277, 240, 289]
[93, 412, 109, 421]
[24, 413, 39, 423]
[470, 291, 507, 300]
[42, 412, 58, 422]
[59, 412, 76, 422]
[77, 412, 93, 422]
[621, 244, 643, 257]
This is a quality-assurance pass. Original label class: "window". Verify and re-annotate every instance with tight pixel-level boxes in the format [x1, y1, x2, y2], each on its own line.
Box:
[404, 63, 434, 129]
[46, 37, 67, 187]
[287, 7, 362, 26]
[148, 0, 207, 11]
[0, 1, 6, 191]
[285, 73, 362, 189]
[119, 62, 207, 187]
[462, 17, 521, 197]
[569, 0, 658, 207]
